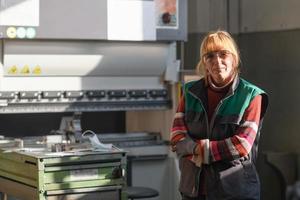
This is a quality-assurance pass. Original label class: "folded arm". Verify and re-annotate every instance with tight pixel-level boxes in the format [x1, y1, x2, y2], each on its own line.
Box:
[170, 95, 262, 165]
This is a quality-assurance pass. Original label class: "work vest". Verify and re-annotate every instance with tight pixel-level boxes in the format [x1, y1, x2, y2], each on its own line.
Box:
[179, 76, 268, 199]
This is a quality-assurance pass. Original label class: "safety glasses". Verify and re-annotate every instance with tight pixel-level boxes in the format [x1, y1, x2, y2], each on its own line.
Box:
[203, 50, 232, 62]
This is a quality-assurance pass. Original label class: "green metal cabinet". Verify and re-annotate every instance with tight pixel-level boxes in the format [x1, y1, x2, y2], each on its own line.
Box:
[0, 148, 127, 200]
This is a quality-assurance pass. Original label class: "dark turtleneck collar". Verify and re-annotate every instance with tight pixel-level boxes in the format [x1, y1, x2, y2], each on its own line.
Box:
[207, 75, 235, 93]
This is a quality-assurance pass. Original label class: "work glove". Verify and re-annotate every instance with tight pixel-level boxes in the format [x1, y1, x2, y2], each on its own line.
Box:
[175, 137, 197, 158]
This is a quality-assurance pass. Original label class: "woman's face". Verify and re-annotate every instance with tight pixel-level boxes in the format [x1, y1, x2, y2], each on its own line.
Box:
[203, 49, 236, 86]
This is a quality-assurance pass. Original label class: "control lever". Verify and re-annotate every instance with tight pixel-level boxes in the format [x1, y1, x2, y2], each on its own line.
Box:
[59, 112, 82, 143]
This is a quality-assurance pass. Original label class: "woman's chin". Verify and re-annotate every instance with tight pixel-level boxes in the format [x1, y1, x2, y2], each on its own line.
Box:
[211, 75, 231, 86]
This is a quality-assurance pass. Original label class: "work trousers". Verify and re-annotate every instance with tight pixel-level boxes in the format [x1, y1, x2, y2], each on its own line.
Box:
[182, 195, 258, 200]
[182, 195, 206, 200]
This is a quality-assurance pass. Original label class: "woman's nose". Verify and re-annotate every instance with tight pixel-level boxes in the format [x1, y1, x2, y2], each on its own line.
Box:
[212, 55, 222, 63]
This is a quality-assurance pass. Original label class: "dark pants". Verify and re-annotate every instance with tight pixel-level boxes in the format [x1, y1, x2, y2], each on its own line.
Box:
[181, 195, 258, 200]
[181, 194, 206, 200]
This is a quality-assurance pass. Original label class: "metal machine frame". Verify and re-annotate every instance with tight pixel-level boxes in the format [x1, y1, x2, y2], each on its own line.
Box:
[0, 1, 187, 199]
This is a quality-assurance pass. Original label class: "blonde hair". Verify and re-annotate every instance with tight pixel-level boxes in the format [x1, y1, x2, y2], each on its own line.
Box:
[196, 30, 240, 83]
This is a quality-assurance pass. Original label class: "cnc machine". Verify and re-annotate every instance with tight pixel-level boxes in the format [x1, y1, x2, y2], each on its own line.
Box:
[0, 0, 187, 199]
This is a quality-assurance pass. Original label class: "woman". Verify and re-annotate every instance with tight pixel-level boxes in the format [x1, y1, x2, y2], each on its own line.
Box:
[171, 30, 268, 200]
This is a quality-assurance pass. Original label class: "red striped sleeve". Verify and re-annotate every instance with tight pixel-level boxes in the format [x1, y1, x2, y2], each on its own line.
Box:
[170, 96, 187, 144]
[170, 96, 196, 163]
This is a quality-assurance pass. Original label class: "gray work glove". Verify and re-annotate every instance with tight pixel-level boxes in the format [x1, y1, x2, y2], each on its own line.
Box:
[175, 137, 197, 158]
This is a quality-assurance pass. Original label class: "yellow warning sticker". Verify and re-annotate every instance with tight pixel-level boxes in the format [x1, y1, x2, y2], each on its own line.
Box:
[21, 65, 30, 74]
[32, 65, 41, 74]
[8, 65, 18, 74]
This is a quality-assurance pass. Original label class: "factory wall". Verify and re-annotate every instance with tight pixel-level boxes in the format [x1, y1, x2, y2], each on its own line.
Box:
[238, 30, 300, 200]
